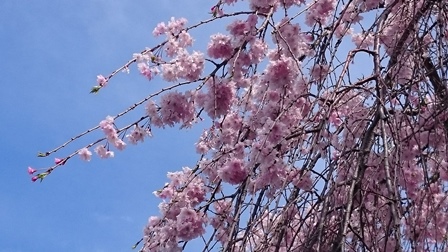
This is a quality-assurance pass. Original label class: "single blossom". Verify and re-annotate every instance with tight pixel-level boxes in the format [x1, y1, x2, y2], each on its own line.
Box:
[96, 75, 107, 87]
[31, 176, 39, 182]
[94, 145, 114, 159]
[113, 139, 126, 151]
[78, 147, 92, 161]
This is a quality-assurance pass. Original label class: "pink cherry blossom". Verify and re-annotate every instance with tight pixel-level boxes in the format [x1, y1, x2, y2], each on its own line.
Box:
[96, 75, 107, 87]
[207, 34, 233, 59]
[78, 147, 92, 161]
[305, 0, 337, 26]
[352, 32, 374, 49]
[217, 158, 248, 184]
[291, 169, 313, 191]
[94, 145, 114, 159]
[310, 64, 330, 81]
[158, 91, 195, 127]
[113, 139, 126, 151]
[145, 100, 163, 127]
[176, 207, 206, 240]
[137, 62, 158, 80]
[329, 111, 343, 126]
[196, 78, 235, 119]
[126, 125, 152, 144]
[167, 17, 187, 34]
[177, 30, 193, 47]
[152, 22, 167, 37]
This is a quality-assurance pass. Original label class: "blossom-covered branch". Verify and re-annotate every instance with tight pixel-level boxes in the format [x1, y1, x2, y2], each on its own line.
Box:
[31, 0, 448, 251]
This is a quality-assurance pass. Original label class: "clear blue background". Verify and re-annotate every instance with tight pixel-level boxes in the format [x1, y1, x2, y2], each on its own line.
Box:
[0, 1, 216, 251]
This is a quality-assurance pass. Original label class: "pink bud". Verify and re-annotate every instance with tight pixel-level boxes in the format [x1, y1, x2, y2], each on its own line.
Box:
[28, 166, 37, 175]
[54, 158, 65, 165]
[31, 176, 39, 182]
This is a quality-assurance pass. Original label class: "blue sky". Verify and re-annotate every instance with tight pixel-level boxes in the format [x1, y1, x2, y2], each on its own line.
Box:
[0, 1, 216, 251]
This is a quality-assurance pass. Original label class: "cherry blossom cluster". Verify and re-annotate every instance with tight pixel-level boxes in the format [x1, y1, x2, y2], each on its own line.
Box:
[152, 17, 205, 83]
[143, 167, 207, 251]
[147, 91, 196, 128]
[273, 18, 313, 59]
[209, 199, 233, 243]
[195, 78, 236, 119]
[99, 116, 126, 150]
[134, 52, 160, 80]
[305, 0, 337, 26]
[76, 116, 153, 162]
